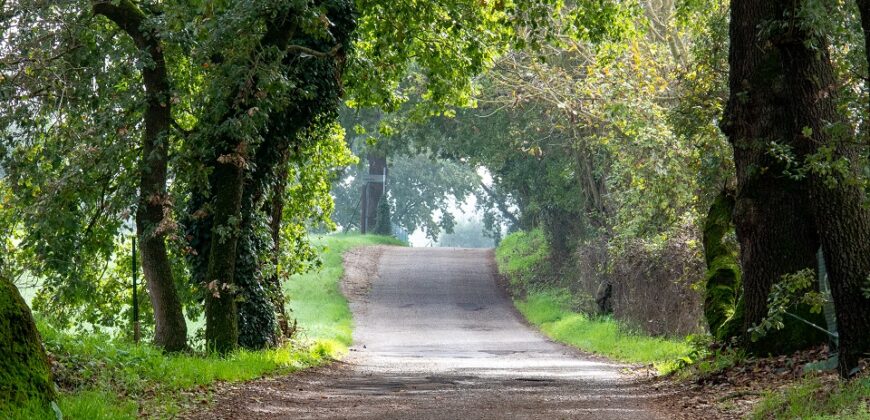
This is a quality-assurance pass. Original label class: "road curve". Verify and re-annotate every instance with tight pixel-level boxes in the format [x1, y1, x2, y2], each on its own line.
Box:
[191, 246, 664, 419]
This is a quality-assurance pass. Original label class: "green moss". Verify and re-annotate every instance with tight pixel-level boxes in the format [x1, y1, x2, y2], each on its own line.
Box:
[0, 276, 56, 412]
[702, 189, 744, 341]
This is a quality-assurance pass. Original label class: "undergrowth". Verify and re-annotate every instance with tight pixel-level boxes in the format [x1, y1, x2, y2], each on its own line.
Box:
[515, 289, 693, 371]
[3, 234, 402, 419]
[496, 230, 693, 372]
[751, 375, 870, 419]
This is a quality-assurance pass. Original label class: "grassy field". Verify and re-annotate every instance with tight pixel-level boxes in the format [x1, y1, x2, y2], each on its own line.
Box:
[4, 234, 402, 419]
[495, 230, 692, 372]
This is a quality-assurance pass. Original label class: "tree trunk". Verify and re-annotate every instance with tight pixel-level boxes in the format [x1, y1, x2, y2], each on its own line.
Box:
[722, 0, 826, 354]
[702, 187, 743, 341]
[773, 4, 870, 376]
[204, 148, 247, 353]
[360, 152, 386, 233]
[93, 0, 188, 351]
[268, 159, 293, 339]
[0, 276, 55, 408]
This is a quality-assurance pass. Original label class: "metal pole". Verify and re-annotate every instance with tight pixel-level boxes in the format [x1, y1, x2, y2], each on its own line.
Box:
[365, 181, 370, 233]
[132, 236, 140, 344]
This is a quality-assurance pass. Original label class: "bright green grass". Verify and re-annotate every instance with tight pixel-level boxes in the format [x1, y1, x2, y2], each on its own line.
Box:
[751, 375, 870, 420]
[515, 289, 693, 371]
[285, 234, 405, 347]
[4, 234, 402, 419]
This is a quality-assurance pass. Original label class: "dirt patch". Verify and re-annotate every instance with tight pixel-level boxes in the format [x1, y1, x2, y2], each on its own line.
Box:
[650, 346, 859, 419]
[340, 245, 390, 314]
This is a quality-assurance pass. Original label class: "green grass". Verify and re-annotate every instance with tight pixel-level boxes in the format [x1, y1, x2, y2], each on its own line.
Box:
[515, 289, 693, 370]
[496, 230, 692, 372]
[494, 229, 551, 290]
[751, 375, 870, 420]
[285, 234, 405, 347]
[4, 234, 403, 419]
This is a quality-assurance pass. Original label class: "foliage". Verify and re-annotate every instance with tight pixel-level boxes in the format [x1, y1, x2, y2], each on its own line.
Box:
[496, 230, 694, 371]
[2, 234, 394, 417]
[373, 196, 392, 236]
[494, 229, 552, 292]
[702, 189, 743, 342]
[749, 269, 830, 343]
[751, 375, 870, 420]
[435, 217, 495, 248]
[330, 121, 481, 240]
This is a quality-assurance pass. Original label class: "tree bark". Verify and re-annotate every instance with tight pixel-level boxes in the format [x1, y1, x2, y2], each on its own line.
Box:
[773, 3, 870, 376]
[204, 146, 247, 353]
[360, 152, 386, 233]
[93, 0, 188, 352]
[722, 0, 826, 354]
[0, 276, 55, 407]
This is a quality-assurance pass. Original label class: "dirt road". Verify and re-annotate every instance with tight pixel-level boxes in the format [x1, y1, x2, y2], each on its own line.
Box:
[192, 246, 666, 419]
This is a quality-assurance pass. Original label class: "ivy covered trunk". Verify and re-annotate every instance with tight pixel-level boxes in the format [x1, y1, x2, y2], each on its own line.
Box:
[0, 276, 55, 408]
[773, 4, 870, 376]
[204, 147, 247, 353]
[92, 0, 188, 351]
[722, 0, 826, 354]
[235, 137, 289, 349]
[268, 161, 293, 339]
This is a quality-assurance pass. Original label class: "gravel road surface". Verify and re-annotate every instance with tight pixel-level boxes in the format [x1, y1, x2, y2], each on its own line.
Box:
[190, 246, 666, 419]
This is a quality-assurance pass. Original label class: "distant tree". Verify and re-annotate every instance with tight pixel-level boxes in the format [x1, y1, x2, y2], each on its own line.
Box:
[373, 196, 392, 236]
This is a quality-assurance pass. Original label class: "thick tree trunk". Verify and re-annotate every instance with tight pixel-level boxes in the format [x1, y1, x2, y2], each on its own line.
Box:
[93, 0, 188, 351]
[0, 277, 55, 407]
[360, 152, 386, 233]
[722, 0, 826, 354]
[773, 5, 870, 376]
[204, 149, 247, 353]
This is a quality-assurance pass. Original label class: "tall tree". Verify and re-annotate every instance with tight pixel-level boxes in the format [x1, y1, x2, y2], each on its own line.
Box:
[92, 0, 188, 352]
[772, 0, 870, 376]
[721, 0, 828, 353]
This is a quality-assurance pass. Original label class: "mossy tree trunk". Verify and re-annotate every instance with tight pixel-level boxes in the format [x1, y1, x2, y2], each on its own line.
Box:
[702, 187, 743, 341]
[204, 147, 247, 353]
[0, 277, 55, 408]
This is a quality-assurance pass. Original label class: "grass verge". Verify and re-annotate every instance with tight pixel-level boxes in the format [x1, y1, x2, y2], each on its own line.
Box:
[515, 289, 692, 371]
[751, 375, 870, 419]
[495, 229, 692, 372]
[285, 234, 405, 347]
[3, 234, 402, 419]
